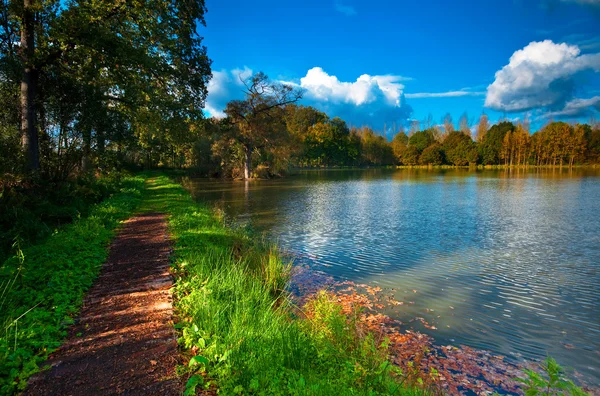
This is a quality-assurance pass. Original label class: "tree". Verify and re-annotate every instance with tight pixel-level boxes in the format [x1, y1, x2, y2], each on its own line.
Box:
[284, 105, 328, 166]
[459, 112, 472, 137]
[419, 143, 443, 165]
[443, 113, 454, 136]
[2, 0, 213, 175]
[476, 114, 490, 143]
[224, 72, 303, 179]
[391, 131, 409, 163]
[587, 123, 600, 163]
[566, 124, 588, 167]
[302, 118, 353, 167]
[479, 121, 515, 165]
[422, 113, 435, 130]
[512, 124, 530, 166]
[401, 145, 420, 165]
[285, 105, 328, 139]
[542, 122, 571, 166]
[500, 131, 513, 166]
[354, 127, 394, 165]
[18, 0, 40, 170]
[443, 131, 477, 166]
[408, 120, 420, 136]
[408, 129, 435, 153]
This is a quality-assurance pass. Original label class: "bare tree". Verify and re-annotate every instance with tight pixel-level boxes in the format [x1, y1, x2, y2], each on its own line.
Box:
[422, 113, 434, 130]
[459, 111, 472, 137]
[443, 113, 454, 134]
[476, 113, 490, 142]
[408, 119, 420, 136]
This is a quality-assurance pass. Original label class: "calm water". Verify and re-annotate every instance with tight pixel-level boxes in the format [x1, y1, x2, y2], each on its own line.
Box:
[184, 168, 600, 384]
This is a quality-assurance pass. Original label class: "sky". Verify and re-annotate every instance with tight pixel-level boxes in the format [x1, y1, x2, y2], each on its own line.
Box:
[199, 0, 600, 133]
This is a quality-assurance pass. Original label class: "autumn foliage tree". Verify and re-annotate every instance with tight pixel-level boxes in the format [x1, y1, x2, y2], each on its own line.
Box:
[390, 132, 409, 163]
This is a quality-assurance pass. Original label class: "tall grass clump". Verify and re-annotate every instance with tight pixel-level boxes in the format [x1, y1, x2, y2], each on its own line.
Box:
[145, 175, 427, 395]
[0, 175, 145, 394]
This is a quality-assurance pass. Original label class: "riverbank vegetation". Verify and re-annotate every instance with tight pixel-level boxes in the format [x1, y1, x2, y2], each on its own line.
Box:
[0, 176, 144, 394]
[143, 175, 428, 395]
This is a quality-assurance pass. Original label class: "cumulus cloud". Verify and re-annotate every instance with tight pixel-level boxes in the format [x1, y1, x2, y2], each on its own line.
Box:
[205, 66, 414, 127]
[485, 40, 600, 112]
[296, 67, 413, 126]
[298, 67, 407, 106]
[204, 67, 253, 118]
[406, 90, 485, 99]
[544, 96, 600, 118]
[334, 1, 357, 16]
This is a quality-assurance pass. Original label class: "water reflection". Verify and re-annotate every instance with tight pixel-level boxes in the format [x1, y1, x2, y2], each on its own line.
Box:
[183, 168, 600, 384]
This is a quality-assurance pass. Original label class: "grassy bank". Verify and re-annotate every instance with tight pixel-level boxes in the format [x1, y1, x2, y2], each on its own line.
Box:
[142, 175, 425, 395]
[0, 176, 145, 394]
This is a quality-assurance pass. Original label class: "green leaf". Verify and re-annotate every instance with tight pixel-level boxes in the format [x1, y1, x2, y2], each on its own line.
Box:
[184, 374, 204, 396]
[188, 355, 209, 367]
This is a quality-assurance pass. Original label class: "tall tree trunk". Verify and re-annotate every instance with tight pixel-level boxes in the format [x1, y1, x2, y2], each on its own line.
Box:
[20, 0, 40, 171]
[243, 146, 252, 180]
[97, 129, 105, 156]
[82, 127, 93, 173]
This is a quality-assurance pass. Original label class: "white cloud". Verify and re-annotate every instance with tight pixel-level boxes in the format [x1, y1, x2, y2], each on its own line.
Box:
[334, 2, 356, 16]
[544, 96, 600, 118]
[205, 67, 253, 118]
[296, 67, 413, 126]
[406, 91, 485, 99]
[205, 66, 414, 126]
[485, 40, 600, 112]
[299, 67, 407, 106]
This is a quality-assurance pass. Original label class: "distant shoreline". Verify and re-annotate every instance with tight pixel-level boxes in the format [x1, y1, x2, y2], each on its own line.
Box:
[288, 164, 600, 171]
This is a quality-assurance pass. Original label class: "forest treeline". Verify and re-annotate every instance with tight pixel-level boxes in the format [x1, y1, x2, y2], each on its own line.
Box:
[201, 105, 600, 179]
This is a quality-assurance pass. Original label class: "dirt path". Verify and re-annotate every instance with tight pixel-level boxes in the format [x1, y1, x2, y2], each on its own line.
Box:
[26, 213, 182, 395]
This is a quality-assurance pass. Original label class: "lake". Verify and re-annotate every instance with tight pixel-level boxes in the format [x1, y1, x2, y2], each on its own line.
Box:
[184, 168, 600, 385]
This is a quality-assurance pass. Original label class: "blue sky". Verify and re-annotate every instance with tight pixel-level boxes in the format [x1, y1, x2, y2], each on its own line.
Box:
[200, 0, 600, 132]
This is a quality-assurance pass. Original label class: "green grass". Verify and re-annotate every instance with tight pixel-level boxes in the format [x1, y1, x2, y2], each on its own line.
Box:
[142, 175, 427, 395]
[0, 175, 145, 394]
